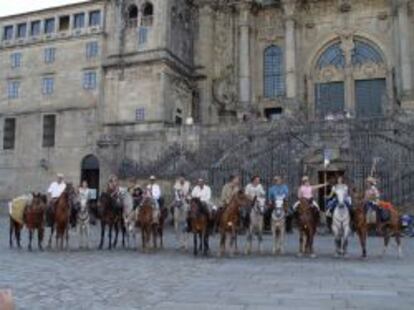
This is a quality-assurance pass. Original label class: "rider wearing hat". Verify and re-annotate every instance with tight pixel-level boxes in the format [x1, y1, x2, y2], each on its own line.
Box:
[268, 176, 289, 202]
[46, 173, 67, 226]
[146, 176, 162, 223]
[325, 176, 352, 217]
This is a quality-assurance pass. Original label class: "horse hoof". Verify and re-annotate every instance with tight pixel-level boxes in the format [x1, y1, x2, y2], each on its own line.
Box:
[297, 253, 303, 258]
[310, 253, 317, 259]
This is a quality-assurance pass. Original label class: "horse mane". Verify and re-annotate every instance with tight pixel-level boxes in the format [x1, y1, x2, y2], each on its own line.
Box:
[191, 198, 209, 216]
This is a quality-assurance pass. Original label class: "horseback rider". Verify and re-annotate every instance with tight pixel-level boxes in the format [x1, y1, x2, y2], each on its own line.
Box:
[131, 184, 144, 209]
[107, 175, 120, 197]
[191, 178, 213, 210]
[220, 175, 241, 208]
[146, 175, 162, 223]
[174, 175, 191, 204]
[46, 173, 67, 226]
[268, 176, 289, 203]
[292, 176, 327, 212]
[364, 176, 384, 231]
[326, 176, 352, 217]
[245, 176, 266, 210]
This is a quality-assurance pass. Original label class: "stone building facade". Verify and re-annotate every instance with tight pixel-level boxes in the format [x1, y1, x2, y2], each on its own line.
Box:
[0, 0, 414, 200]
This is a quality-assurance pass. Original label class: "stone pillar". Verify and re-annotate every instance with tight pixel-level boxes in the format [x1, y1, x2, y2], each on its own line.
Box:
[283, 0, 297, 98]
[397, 0, 412, 96]
[238, 2, 251, 111]
[196, 4, 215, 123]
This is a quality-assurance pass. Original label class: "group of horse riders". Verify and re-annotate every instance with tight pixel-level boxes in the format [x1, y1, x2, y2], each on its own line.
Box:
[44, 170, 385, 230]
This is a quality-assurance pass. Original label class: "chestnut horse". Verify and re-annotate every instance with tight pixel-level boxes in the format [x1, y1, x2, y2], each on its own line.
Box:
[24, 193, 47, 251]
[218, 190, 252, 257]
[137, 198, 168, 251]
[296, 198, 319, 258]
[48, 184, 78, 250]
[377, 201, 402, 257]
[189, 198, 211, 256]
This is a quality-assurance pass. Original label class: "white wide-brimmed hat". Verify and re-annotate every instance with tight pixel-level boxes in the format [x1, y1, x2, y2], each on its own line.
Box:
[57, 173, 64, 178]
[149, 175, 156, 180]
[302, 176, 309, 182]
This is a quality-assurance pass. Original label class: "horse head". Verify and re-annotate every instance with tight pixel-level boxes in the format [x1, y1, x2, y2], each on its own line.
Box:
[189, 198, 203, 219]
[272, 196, 286, 219]
[336, 189, 347, 208]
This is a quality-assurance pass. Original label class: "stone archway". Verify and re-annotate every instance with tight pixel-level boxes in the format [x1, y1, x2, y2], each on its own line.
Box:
[80, 154, 100, 200]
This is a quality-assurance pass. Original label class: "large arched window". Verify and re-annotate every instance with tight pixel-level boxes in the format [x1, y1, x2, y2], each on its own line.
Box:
[313, 38, 387, 119]
[264, 45, 285, 98]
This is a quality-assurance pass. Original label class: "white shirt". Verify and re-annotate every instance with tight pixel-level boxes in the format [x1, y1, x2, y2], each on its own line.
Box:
[245, 183, 265, 200]
[174, 181, 190, 200]
[48, 181, 66, 199]
[147, 183, 161, 200]
[191, 185, 212, 203]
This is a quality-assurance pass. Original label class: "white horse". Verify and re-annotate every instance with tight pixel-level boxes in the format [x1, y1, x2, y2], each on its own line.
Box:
[172, 198, 190, 250]
[245, 198, 265, 255]
[118, 189, 137, 248]
[77, 195, 90, 249]
[271, 196, 286, 255]
[331, 188, 351, 257]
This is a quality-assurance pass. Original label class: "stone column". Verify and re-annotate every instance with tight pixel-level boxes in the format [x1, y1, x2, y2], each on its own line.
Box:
[238, 2, 251, 111]
[283, 0, 297, 98]
[397, 0, 412, 96]
[196, 4, 215, 123]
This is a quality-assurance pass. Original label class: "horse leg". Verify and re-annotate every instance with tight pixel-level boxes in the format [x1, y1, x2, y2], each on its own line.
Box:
[272, 222, 276, 255]
[245, 227, 252, 255]
[193, 232, 198, 256]
[332, 223, 340, 256]
[65, 225, 69, 251]
[152, 225, 157, 249]
[395, 230, 403, 258]
[298, 231, 304, 257]
[108, 224, 113, 250]
[258, 222, 263, 254]
[309, 230, 316, 258]
[48, 226, 54, 249]
[16, 224, 22, 249]
[382, 227, 390, 257]
[280, 223, 286, 254]
[9, 218, 14, 248]
[28, 229, 33, 251]
[204, 232, 209, 256]
[219, 232, 225, 257]
[159, 226, 164, 249]
[98, 221, 105, 250]
[78, 222, 82, 249]
[85, 224, 90, 250]
[112, 224, 118, 249]
[38, 227, 44, 251]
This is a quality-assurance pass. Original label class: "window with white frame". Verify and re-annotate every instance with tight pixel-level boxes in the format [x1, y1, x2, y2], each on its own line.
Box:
[44, 47, 56, 64]
[30, 21, 41, 36]
[83, 71, 97, 90]
[263, 45, 285, 98]
[17, 23, 27, 38]
[8, 80, 20, 99]
[42, 76, 54, 95]
[86, 41, 99, 58]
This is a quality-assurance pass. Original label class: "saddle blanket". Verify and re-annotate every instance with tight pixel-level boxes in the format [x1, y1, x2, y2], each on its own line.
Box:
[9, 195, 32, 225]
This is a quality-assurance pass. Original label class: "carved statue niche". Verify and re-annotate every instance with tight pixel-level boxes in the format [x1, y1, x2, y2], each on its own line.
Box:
[212, 65, 238, 113]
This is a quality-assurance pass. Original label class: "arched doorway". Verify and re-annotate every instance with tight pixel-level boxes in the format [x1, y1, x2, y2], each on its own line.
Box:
[81, 155, 100, 201]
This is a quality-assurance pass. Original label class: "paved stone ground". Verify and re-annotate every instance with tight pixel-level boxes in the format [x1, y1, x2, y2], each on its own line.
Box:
[0, 216, 413, 310]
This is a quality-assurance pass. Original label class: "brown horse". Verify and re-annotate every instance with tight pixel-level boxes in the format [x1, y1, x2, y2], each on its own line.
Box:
[24, 193, 47, 251]
[189, 198, 211, 256]
[48, 184, 78, 250]
[374, 201, 402, 257]
[137, 198, 167, 251]
[353, 192, 368, 258]
[296, 198, 319, 258]
[98, 192, 123, 250]
[218, 190, 252, 257]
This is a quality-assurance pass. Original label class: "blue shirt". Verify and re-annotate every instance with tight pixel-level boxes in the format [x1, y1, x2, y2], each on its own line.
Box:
[268, 184, 289, 201]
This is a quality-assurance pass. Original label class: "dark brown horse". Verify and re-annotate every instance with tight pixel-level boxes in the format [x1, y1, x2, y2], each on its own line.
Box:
[218, 190, 252, 257]
[189, 198, 211, 256]
[48, 184, 78, 250]
[98, 192, 123, 250]
[353, 192, 368, 258]
[137, 198, 168, 251]
[24, 193, 47, 251]
[296, 198, 319, 258]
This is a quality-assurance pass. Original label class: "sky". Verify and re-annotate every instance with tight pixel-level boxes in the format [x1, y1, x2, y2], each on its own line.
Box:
[0, 0, 89, 17]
